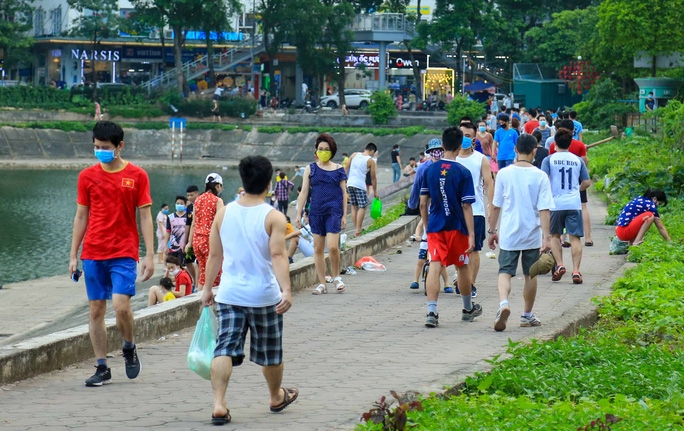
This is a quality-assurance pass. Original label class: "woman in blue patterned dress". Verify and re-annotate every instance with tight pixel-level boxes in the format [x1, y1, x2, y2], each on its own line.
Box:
[295, 134, 348, 295]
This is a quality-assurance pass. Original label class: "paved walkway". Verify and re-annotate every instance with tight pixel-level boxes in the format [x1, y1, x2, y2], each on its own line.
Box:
[0, 196, 627, 431]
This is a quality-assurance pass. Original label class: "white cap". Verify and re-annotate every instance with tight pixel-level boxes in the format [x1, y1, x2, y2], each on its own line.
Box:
[205, 173, 223, 185]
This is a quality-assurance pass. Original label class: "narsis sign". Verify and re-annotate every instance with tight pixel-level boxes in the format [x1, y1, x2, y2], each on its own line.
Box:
[71, 49, 121, 62]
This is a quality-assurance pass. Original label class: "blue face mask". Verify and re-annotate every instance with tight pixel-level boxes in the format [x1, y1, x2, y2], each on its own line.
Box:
[478, 126, 486, 132]
[539, 120, 547, 127]
[461, 137, 473, 150]
[162, 209, 169, 215]
[94, 149, 116, 164]
[175, 204, 186, 212]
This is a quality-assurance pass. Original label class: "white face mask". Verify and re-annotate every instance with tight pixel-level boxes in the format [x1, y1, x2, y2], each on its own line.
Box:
[169, 268, 180, 276]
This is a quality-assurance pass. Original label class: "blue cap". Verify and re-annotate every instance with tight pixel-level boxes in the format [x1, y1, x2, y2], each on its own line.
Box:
[425, 138, 443, 152]
[461, 137, 473, 149]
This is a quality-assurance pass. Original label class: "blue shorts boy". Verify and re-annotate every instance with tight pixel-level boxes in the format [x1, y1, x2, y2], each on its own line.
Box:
[83, 257, 138, 300]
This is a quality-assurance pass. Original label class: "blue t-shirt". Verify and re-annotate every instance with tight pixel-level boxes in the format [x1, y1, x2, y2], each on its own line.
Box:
[408, 159, 434, 210]
[616, 196, 659, 227]
[420, 159, 475, 235]
[494, 128, 519, 161]
[573, 120, 583, 140]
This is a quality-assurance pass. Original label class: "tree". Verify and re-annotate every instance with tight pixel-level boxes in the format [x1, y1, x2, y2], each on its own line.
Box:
[597, 0, 684, 77]
[197, 0, 242, 88]
[67, 0, 121, 97]
[131, 0, 203, 95]
[524, 8, 598, 72]
[0, 0, 34, 74]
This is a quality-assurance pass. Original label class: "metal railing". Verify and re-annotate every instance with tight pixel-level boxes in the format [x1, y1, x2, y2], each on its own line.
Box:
[141, 35, 265, 92]
[351, 13, 415, 36]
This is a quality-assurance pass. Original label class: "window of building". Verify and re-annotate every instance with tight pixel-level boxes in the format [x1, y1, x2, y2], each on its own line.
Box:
[52, 7, 62, 36]
[34, 8, 45, 37]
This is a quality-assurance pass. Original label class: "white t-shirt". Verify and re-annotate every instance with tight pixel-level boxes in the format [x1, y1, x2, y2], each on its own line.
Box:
[544, 136, 555, 150]
[214, 87, 224, 97]
[493, 165, 555, 251]
[347, 153, 371, 190]
[541, 152, 589, 211]
[456, 151, 486, 216]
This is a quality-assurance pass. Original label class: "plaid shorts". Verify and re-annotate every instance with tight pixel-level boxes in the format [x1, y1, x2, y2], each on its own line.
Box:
[347, 186, 369, 208]
[214, 302, 283, 367]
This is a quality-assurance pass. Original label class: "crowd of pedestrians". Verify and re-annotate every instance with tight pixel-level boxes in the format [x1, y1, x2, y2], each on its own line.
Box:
[68, 116, 672, 425]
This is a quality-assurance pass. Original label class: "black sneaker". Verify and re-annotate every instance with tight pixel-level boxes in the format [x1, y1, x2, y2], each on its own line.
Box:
[462, 303, 483, 321]
[425, 312, 439, 328]
[122, 346, 142, 379]
[85, 364, 111, 387]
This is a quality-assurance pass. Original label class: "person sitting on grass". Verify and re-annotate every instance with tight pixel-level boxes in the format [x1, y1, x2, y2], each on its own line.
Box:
[147, 277, 176, 306]
[615, 188, 671, 246]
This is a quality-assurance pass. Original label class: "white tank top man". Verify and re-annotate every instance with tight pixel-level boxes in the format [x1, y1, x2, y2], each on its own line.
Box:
[345, 142, 378, 236]
[200, 155, 298, 422]
[456, 123, 494, 297]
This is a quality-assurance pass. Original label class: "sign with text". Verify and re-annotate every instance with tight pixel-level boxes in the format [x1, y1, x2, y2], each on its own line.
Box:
[71, 49, 121, 62]
[345, 52, 388, 69]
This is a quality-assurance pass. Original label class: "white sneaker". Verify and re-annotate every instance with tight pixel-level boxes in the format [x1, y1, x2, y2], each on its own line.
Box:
[520, 313, 542, 327]
[494, 306, 511, 332]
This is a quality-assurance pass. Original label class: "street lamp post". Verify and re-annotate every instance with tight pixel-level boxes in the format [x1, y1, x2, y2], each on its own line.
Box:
[250, 0, 255, 95]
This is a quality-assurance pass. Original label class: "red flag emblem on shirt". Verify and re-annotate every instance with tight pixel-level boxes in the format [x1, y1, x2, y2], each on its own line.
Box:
[122, 178, 135, 188]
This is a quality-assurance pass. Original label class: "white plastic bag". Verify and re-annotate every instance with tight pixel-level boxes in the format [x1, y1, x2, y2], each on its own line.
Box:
[361, 262, 387, 271]
[187, 307, 218, 380]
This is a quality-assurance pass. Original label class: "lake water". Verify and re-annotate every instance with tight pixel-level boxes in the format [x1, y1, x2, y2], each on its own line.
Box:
[0, 166, 248, 285]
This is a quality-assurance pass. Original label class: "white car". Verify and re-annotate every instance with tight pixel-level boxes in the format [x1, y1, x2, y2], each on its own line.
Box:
[320, 89, 372, 109]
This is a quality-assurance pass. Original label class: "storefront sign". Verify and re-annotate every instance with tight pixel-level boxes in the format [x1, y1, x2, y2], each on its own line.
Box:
[71, 49, 121, 61]
[345, 52, 389, 69]
[389, 52, 428, 69]
[121, 47, 163, 61]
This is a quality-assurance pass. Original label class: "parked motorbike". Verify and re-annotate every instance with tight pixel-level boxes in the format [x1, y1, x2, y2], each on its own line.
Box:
[302, 100, 321, 114]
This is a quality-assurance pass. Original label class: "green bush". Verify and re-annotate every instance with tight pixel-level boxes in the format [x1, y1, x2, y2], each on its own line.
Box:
[446, 96, 486, 126]
[0, 86, 71, 108]
[367, 91, 398, 125]
[572, 78, 638, 129]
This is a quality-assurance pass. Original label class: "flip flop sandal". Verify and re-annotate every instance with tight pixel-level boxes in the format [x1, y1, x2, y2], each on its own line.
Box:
[585, 241, 594, 247]
[572, 272, 583, 284]
[562, 241, 571, 248]
[211, 411, 231, 425]
[270, 387, 299, 413]
[312, 284, 327, 295]
[333, 277, 345, 293]
[552, 265, 566, 282]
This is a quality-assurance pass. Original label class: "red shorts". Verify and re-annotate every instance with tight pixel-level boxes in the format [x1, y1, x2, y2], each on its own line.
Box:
[615, 211, 654, 242]
[427, 230, 470, 267]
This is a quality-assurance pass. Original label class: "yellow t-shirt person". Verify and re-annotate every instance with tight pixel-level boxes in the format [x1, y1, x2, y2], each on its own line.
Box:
[163, 291, 176, 302]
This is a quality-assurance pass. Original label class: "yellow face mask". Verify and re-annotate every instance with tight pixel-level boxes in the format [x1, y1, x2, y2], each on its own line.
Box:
[317, 150, 332, 163]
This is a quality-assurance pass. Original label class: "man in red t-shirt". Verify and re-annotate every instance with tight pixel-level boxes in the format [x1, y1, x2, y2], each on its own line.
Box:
[549, 119, 593, 246]
[523, 107, 540, 135]
[69, 121, 154, 387]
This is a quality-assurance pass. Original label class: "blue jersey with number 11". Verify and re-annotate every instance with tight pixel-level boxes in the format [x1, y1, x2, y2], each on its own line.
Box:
[420, 159, 475, 235]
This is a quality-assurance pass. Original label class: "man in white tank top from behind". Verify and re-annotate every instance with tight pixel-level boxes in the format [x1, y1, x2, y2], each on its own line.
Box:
[455, 122, 494, 298]
[345, 142, 379, 236]
[200, 155, 298, 425]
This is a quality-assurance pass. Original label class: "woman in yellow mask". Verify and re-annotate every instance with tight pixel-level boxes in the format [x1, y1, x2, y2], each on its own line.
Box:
[295, 133, 348, 295]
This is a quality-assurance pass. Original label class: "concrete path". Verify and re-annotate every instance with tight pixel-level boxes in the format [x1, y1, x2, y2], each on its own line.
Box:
[0, 195, 627, 431]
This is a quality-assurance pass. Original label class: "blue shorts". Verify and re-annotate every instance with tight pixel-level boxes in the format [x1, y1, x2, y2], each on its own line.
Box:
[474, 216, 486, 252]
[83, 258, 137, 301]
[309, 213, 342, 236]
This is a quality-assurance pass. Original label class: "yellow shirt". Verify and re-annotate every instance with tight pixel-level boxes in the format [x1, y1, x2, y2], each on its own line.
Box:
[163, 291, 176, 302]
[342, 156, 349, 169]
[286, 222, 294, 236]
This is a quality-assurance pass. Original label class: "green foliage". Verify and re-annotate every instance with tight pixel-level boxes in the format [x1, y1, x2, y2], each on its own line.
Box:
[362, 202, 406, 235]
[255, 126, 440, 137]
[446, 96, 486, 126]
[597, 0, 684, 77]
[655, 100, 684, 151]
[7, 121, 95, 132]
[0, 86, 71, 108]
[0, 0, 34, 69]
[573, 78, 637, 129]
[367, 91, 398, 125]
[524, 7, 597, 72]
[161, 97, 257, 118]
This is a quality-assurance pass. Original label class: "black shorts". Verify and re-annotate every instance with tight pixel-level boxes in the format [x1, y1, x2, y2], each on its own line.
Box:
[365, 171, 372, 186]
[580, 190, 588, 204]
[212, 94, 220, 101]
[473, 216, 486, 252]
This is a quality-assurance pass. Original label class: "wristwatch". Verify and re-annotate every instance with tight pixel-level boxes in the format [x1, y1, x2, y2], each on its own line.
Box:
[487, 229, 497, 234]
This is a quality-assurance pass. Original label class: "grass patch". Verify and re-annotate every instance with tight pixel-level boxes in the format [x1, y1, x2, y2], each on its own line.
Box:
[361, 201, 407, 235]
[256, 126, 441, 137]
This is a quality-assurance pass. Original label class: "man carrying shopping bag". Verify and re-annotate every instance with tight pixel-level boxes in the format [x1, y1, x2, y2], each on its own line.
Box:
[200, 155, 297, 425]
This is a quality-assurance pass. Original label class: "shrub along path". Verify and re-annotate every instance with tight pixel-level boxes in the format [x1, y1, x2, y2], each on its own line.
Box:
[0, 194, 625, 431]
